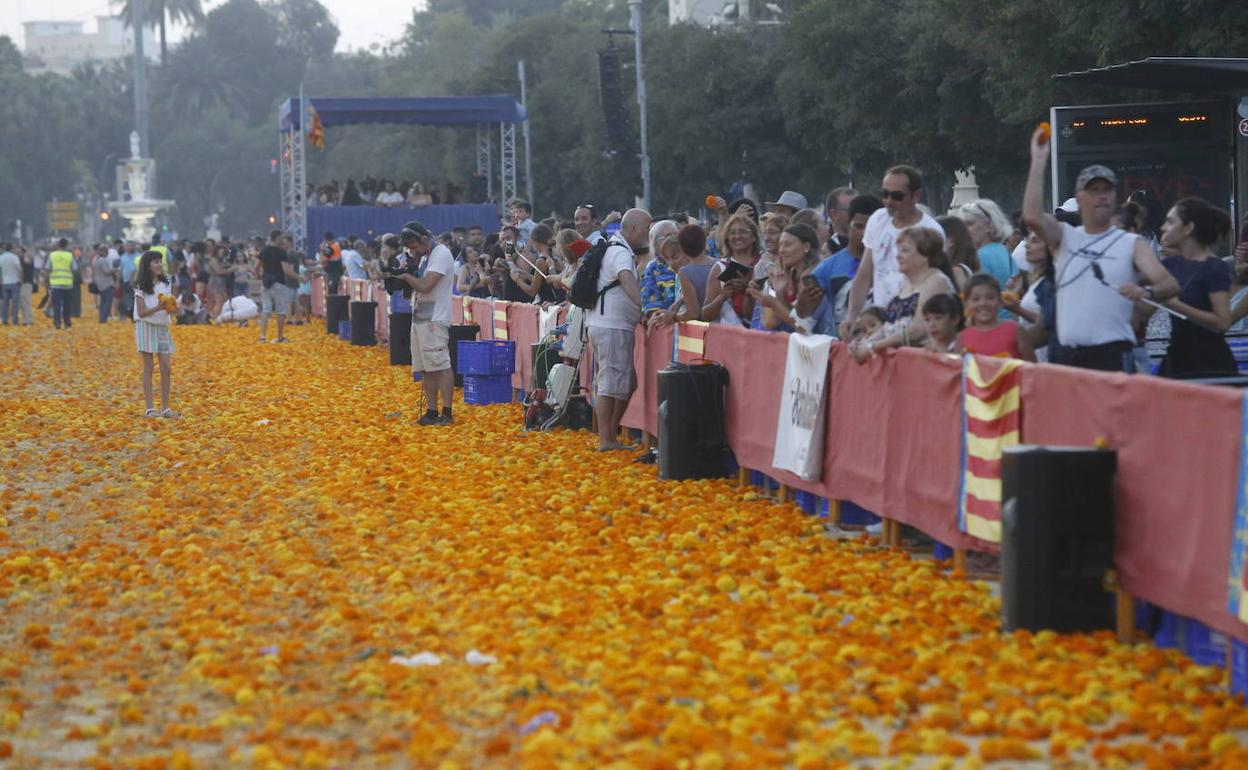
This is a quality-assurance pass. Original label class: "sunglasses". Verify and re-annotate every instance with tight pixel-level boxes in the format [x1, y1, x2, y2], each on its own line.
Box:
[878, 190, 908, 202]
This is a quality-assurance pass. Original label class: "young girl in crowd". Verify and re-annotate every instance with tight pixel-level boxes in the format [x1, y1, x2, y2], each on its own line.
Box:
[922, 293, 964, 354]
[959, 274, 1034, 361]
[855, 306, 885, 340]
[133, 251, 180, 418]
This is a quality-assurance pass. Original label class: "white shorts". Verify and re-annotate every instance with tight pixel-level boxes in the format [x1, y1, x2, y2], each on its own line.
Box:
[588, 326, 635, 399]
[411, 320, 451, 373]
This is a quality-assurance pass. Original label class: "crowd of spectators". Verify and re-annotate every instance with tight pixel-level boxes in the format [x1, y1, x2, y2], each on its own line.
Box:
[307, 174, 489, 208]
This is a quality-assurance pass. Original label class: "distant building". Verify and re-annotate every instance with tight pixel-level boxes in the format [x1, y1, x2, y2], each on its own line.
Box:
[669, 0, 784, 26]
[22, 16, 155, 76]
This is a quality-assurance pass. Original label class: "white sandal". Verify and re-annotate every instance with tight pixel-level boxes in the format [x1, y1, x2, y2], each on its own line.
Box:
[144, 408, 159, 418]
[160, 409, 182, 419]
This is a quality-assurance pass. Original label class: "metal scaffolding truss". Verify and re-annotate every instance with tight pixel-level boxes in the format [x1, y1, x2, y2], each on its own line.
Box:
[500, 122, 517, 206]
[476, 124, 493, 202]
[279, 123, 307, 254]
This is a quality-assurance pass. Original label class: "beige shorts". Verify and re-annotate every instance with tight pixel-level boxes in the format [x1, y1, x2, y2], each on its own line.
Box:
[410, 320, 451, 373]
[588, 326, 635, 399]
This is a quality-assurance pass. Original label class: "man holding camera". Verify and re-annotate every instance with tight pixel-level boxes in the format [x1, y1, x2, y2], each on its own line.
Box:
[387, 221, 457, 425]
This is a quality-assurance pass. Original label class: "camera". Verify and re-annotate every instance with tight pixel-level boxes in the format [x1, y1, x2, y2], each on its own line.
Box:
[382, 251, 418, 296]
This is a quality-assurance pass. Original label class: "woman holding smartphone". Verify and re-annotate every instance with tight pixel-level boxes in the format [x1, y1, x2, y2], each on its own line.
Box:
[747, 223, 832, 333]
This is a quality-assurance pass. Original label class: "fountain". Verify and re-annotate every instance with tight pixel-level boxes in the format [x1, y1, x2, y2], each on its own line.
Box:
[110, 131, 174, 243]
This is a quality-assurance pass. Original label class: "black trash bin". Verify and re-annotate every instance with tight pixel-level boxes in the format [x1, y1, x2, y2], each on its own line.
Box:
[656, 362, 729, 480]
[1000, 446, 1117, 633]
[389, 312, 412, 366]
[350, 301, 377, 346]
[325, 294, 349, 335]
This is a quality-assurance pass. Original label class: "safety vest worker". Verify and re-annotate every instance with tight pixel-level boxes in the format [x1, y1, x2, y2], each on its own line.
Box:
[48, 250, 75, 288]
[151, 243, 170, 274]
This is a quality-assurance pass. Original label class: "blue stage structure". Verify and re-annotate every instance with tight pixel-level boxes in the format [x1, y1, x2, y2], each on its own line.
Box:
[304, 204, 498, 258]
[277, 94, 527, 254]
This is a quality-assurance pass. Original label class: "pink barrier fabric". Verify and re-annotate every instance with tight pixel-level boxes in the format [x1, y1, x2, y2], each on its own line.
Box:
[469, 298, 494, 338]
[310, 276, 325, 317]
[509, 303, 541, 391]
[1021, 364, 1248, 640]
[621, 326, 674, 438]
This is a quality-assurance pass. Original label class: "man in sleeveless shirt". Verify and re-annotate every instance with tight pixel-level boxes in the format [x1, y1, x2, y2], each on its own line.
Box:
[1022, 126, 1178, 372]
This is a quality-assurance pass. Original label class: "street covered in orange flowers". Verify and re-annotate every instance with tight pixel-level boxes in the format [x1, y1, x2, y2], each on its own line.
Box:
[4, 322, 1248, 769]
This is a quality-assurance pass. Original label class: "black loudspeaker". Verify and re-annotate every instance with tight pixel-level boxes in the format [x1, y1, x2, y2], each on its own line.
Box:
[657, 362, 729, 480]
[449, 324, 480, 386]
[597, 47, 636, 158]
[325, 294, 349, 335]
[389, 312, 412, 366]
[1000, 446, 1118, 633]
[349, 301, 377, 346]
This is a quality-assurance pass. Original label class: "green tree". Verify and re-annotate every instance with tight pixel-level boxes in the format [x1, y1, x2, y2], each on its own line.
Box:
[112, 0, 206, 65]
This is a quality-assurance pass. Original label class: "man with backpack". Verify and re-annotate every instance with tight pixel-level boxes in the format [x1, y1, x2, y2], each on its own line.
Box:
[572, 208, 650, 451]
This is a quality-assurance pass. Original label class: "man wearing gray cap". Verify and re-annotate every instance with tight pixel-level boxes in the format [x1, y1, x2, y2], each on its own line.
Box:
[1022, 126, 1178, 372]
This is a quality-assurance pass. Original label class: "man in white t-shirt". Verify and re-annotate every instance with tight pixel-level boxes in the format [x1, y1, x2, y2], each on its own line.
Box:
[342, 239, 367, 280]
[1022, 128, 1178, 372]
[391, 221, 457, 425]
[841, 165, 946, 338]
[587, 208, 648, 451]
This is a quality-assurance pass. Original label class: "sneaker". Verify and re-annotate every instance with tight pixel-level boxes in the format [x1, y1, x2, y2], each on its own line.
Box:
[417, 413, 441, 426]
[438, 413, 454, 425]
[160, 409, 182, 419]
[274, 337, 291, 343]
[143, 408, 160, 418]
[865, 522, 884, 536]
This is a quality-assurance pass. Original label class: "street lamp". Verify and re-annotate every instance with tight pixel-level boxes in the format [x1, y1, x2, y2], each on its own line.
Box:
[627, 0, 651, 211]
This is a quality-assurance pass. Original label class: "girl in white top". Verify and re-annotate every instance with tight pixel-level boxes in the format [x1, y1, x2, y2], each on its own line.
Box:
[133, 251, 179, 418]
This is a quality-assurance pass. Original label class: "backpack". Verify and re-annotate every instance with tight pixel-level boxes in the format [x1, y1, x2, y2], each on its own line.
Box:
[568, 239, 622, 312]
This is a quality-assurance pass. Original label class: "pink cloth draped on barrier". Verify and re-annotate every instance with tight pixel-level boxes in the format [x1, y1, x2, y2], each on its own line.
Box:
[621, 326, 675, 438]
[310, 276, 326, 317]
[509, 303, 541, 390]
[469, 298, 494, 338]
[1021, 364, 1248, 640]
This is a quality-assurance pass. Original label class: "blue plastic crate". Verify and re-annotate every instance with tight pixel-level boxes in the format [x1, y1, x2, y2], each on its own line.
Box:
[748, 470, 765, 488]
[1181, 618, 1228, 668]
[337, 319, 350, 340]
[463, 374, 513, 405]
[1153, 609, 1181, 650]
[933, 542, 954, 561]
[1232, 639, 1248, 696]
[816, 498, 831, 518]
[839, 500, 881, 526]
[794, 490, 817, 515]
[456, 340, 516, 375]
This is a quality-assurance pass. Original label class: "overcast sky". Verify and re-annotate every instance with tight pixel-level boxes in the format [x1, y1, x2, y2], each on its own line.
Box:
[1, 0, 424, 53]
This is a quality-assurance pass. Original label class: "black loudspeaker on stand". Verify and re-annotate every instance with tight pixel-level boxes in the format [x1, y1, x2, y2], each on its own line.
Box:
[325, 294, 349, 335]
[656, 362, 729, 480]
[449, 324, 480, 387]
[349, 301, 377, 346]
[1000, 446, 1118, 633]
[389, 312, 412, 366]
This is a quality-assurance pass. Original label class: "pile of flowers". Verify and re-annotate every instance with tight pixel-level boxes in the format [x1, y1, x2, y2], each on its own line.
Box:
[0, 321, 1245, 768]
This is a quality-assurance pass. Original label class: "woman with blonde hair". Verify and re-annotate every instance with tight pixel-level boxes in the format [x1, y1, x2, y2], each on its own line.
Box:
[957, 199, 1017, 308]
[702, 210, 761, 326]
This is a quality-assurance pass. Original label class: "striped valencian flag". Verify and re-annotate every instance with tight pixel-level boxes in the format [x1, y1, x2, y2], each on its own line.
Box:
[958, 355, 1023, 543]
[674, 321, 709, 364]
[493, 300, 509, 340]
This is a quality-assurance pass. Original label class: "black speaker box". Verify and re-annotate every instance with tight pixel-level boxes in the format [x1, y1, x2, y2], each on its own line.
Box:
[389, 312, 412, 366]
[657, 362, 729, 480]
[349, 301, 377, 346]
[325, 294, 349, 335]
[1000, 446, 1118, 633]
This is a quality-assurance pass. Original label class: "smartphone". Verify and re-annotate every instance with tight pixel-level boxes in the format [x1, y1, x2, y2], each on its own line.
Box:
[801, 275, 819, 289]
[719, 260, 750, 283]
[752, 277, 767, 290]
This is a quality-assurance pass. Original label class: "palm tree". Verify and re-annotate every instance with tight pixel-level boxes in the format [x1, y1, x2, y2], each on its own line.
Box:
[113, 0, 206, 65]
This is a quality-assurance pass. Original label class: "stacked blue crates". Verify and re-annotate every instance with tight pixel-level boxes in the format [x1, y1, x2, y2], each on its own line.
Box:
[457, 340, 516, 405]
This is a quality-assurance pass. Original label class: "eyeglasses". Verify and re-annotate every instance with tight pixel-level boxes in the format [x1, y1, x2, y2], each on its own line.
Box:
[878, 190, 907, 202]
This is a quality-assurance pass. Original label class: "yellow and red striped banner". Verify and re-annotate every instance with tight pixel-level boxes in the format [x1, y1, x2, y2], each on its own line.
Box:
[492, 300, 509, 340]
[958, 355, 1022, 543]
[675, 321, 709, 364]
